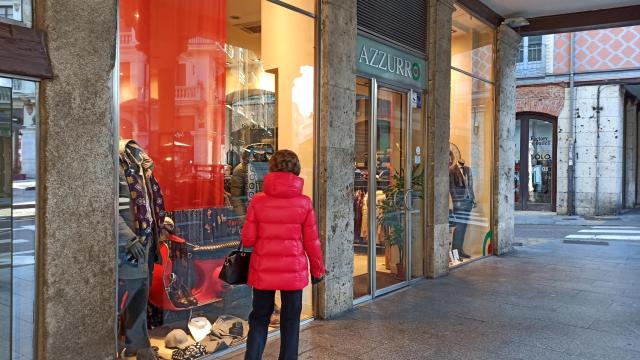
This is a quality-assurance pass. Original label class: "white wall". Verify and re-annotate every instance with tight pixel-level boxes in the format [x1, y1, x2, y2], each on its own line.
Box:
[556, 85, 625, 215]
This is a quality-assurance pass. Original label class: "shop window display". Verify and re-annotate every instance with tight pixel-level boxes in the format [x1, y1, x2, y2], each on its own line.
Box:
[449, 6, 494, 266]
[117, 1, 315, 358]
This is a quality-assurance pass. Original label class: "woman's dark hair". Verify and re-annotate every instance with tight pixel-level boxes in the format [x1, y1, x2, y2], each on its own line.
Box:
[269, 149, 301, 176]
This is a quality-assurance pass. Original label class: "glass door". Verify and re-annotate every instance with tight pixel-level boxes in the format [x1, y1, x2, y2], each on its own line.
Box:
[353, 77, 372, 300]
[514, 115, 556, 211]
[373, 85, 409, 295]
[353, 76, 426, 302]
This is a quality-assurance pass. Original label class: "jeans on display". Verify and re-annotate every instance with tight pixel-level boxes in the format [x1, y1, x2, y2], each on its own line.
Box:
[245, 289, 303, 360]
[452, 200, 474, 254]
[118, 277, 151, 353]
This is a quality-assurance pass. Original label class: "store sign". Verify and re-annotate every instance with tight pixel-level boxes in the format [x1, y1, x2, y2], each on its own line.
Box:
[356, 35, 427, 89]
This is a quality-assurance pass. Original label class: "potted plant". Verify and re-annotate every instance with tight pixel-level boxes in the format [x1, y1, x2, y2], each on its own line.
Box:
[377, 164, 424, 280]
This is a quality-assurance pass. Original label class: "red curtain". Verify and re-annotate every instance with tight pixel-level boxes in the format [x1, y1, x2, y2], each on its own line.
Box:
[119, 0, 227, 210]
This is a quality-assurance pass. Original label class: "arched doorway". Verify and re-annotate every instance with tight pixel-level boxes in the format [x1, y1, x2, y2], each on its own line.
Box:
[514, 113, 557, 211]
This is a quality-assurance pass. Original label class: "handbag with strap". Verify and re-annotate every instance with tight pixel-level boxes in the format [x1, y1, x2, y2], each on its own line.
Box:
[218, 243, 252, 285]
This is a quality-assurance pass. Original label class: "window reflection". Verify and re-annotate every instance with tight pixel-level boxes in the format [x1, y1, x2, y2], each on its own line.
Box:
[0, 0, 33, 26]
[0, 77, 38, 360]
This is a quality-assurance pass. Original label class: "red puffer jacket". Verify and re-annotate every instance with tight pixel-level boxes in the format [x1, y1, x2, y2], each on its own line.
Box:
[241, 171, 326, 290]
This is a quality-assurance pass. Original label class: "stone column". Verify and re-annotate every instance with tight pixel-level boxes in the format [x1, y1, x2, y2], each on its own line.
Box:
[426, 0, 454, 278]
[493, 25, 521, 255]
[624, 97, 637, 209]
[316, 0, 357, 319]
[35, 1, 117, 359]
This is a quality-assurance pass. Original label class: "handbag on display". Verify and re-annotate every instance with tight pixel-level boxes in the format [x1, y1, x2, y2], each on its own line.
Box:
[218, 243, 252, 285]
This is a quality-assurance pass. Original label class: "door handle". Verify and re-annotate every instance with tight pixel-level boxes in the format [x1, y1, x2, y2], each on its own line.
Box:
[404, 189, 414, 211]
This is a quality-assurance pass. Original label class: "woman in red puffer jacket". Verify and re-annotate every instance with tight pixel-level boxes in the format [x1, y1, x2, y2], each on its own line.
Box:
[242, 149, 326, 360]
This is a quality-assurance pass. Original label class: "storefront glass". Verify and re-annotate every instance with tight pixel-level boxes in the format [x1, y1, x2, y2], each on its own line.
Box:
[117, 1, 315, 358]
[0, 76, 38, 360]
[528, 120, 553, 205]
[449, 5, 494, 266]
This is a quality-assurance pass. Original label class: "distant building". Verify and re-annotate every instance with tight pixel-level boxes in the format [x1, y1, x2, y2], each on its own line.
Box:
[516, 27, 640, 215]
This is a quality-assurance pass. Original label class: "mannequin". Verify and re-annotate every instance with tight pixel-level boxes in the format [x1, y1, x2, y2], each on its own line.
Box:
[230, 149, 250, 217]
[118, 139, 167, 360]
[448, 151, 475, 259]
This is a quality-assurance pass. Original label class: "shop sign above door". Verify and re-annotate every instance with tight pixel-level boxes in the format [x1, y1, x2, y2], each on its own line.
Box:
[356, 35, 426, 89]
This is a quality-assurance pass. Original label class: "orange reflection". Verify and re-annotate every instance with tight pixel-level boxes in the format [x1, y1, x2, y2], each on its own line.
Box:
[119, 0, 227, 210]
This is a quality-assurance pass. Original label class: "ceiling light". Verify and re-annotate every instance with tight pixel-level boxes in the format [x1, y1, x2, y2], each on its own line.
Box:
[503, 17, 530, 28]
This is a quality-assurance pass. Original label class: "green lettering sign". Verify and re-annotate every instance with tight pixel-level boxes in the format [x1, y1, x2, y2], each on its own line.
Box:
[356, 35, 426, 89]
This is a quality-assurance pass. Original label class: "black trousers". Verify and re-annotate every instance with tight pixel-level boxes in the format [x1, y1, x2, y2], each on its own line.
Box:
[118, 277, 151, 353]
[245, 289, 303, 360]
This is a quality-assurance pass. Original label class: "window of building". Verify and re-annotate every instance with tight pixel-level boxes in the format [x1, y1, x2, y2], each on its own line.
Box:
[527, 36, 543, 62]
[117, 1, 316, 358]
[449, 5, 495, 266]
[0, 0, 33, 27]
[0, 5, 13, 18]
[517, 36, 543, 64]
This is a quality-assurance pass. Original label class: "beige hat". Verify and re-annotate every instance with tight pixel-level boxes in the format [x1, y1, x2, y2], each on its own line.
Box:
[165, 329, 190, 349]
[188, 317, 212, 342]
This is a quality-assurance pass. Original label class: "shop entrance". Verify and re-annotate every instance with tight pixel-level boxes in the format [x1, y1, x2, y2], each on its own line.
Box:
[514, 114, 557, 211]
[353, 76, 426, 302]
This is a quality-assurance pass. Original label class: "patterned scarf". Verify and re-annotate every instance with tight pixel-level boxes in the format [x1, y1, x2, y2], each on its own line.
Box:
[119, 140, 166, 261]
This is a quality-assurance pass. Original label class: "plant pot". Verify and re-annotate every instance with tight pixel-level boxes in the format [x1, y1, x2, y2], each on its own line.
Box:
[384, 245, 391, 270]
[394, 262, 405, 280]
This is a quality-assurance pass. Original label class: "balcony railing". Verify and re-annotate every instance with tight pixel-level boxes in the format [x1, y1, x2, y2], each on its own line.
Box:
[516, 43, 547, 78]
[175, 86, 202, 101]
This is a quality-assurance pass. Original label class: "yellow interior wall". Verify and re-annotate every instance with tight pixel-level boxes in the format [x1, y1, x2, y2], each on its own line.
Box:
[261, 1, 315, 198]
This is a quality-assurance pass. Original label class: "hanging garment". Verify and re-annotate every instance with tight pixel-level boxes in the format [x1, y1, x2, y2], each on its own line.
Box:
[353, 190, 365, 243]
[361, 190, 386, 245]
[118, 139, 167, 279]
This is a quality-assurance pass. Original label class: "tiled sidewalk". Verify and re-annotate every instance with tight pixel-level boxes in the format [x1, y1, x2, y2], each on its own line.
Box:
[223, 237, 640, 360]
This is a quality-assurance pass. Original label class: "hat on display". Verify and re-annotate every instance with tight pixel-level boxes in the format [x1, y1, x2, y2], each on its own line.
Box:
[165, 329, 190, 349]
[188, 317, 212, 343]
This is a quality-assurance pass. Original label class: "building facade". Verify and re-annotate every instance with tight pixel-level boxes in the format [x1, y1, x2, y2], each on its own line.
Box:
[0, 0, 522, 359]
[516, 27, 640, 215]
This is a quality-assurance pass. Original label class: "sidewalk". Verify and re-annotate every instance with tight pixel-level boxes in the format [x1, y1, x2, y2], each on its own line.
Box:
[222, 235, 640, 359]
[515, 209, 640, 226]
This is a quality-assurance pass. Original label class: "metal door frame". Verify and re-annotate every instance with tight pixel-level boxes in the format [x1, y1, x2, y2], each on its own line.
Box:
[363, 77, 417, 299]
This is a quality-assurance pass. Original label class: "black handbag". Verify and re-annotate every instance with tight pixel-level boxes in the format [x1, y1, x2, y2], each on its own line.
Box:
[218, 243, 252, 285]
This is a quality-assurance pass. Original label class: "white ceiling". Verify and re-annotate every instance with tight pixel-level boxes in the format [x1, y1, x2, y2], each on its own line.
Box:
[480, 0, 640, 18]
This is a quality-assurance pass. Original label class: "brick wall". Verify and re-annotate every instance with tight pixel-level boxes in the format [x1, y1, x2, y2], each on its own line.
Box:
[553, 26, 640, 74]
[516, 84, 565, 117]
